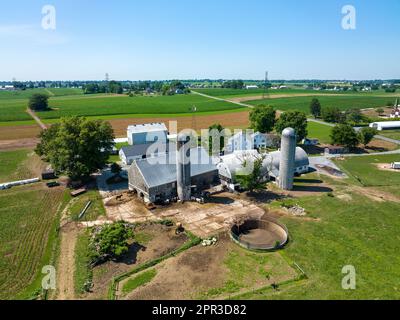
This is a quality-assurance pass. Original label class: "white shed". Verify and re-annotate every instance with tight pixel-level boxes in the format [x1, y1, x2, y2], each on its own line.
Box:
[369, 121, 400, 131]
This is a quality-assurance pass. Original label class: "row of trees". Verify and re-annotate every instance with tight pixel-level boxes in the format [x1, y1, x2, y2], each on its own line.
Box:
[249, 105, 308, 143]
[310, 98, 370, 125]
[331, 125, 377, 149]
[221, 80, 244, 89]
[83, 81, 123, 94]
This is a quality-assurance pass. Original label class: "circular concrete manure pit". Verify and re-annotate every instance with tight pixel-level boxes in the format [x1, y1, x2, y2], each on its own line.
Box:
[230, 218, 288, 251]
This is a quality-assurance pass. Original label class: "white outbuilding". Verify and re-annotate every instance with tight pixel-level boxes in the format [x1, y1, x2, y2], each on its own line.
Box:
[369, 121, 400, 131]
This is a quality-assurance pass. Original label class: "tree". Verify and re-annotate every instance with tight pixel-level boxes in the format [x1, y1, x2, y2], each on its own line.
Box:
[275, 110, 308, 143]
[249, 105, 276, 133]
[28, 93, 49, 111]
[358, 127, 377, 147]
[235, 154, 267, 193]
[89, 221, 134, 265]
[375, 108, 385, 116]
[330, 124, 359, 149]
[345, 109, 364, 125]
[310, 98, 321, 118]
[35, 117, 115, 180]
[321, 106, 344, 123]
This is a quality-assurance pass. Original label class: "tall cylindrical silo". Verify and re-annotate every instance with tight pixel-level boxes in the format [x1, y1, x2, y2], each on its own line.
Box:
[278, 128, 296, 190]
[176, 134, 191, 201]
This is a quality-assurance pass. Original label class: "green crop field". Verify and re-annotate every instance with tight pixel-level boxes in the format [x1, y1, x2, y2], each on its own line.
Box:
[0, 149, 68, 299]
[247, 95, 399, 115]
[37, 94, 243, 120]
[0, 93, 244, 122]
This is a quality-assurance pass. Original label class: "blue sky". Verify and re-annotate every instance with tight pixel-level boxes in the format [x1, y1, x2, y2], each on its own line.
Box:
[0, 0, 399, 81]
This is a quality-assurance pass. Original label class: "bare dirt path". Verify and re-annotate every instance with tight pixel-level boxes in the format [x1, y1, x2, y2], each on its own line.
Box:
[56, 222, 79, 300]
[26, 108, 47, 130]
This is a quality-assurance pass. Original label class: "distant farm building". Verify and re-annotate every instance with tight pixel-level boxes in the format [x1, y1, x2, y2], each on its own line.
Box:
[325, 146, 346, 155]
[390, 99, 400, 118]
[245, 85, 259, 90]
[391, 162, 400, 170]
[369, 121, 400, 131]
[302, 138, 319, 146]
[127, 123, 168, 145]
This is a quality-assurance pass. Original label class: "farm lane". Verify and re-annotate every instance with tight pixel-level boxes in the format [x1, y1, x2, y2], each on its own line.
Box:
[191, 90, 253, 108]
[26, 108, 47, 130]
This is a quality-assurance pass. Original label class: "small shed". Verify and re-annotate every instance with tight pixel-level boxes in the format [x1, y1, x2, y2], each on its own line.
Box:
[325, 146, 346, 155]
[391, 162, 400, 170]
[41, 170, 56, 180]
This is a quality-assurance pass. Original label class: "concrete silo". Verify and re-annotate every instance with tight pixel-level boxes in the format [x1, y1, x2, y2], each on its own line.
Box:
[176, 133, 191, 201]
[278, 128, 297, 190]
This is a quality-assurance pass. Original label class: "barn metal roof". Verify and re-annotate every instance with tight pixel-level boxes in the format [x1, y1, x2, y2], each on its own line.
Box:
[132, 147, 217, 188]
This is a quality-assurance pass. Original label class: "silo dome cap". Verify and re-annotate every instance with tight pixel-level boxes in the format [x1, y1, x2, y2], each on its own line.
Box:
[177, 133, 191, 142]
[282, 127, 296, 137]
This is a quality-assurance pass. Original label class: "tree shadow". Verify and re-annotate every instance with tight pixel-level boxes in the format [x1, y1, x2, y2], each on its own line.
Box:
[292, 185, 333, 193]
[207, 196, 235, 205]
[117, 243, 146, 266]
[245, 189, 288, 203]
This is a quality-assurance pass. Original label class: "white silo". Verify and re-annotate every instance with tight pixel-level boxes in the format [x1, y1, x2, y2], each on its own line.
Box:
[176, 133, 191, 201]
[278, 128, 297, 190]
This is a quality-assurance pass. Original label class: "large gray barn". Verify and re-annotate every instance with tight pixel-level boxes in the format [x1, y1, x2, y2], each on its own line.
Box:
[128, 147, 219, 203]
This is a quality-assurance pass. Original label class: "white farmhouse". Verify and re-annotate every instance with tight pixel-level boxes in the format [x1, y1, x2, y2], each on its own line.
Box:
[225, 131, 279, 153]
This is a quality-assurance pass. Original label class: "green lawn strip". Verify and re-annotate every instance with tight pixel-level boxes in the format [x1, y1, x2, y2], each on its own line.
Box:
[74, 230, 93, 295]
[307, 121, 332, 144]
[121, 269, 157, 295]
[378, 130, 400, 141]
[0, 120, 37, 127]
[108, 231, 201, 300]
[68, 190, 106, 222]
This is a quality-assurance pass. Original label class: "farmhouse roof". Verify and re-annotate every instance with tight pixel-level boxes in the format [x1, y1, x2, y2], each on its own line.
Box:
[127, 123, 168, 134]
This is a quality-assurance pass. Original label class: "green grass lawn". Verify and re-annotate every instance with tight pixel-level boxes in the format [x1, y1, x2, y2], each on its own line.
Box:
[335, 154, 400, 187]
[307, 121, 332, 144]
[246, 95, 399, 115]
[241, 157, 400, 299]
[378, 130, 400, 141]
[69, 190, 106, 222]
[122, 269, 157, 295]
[74, 230, 92, 295]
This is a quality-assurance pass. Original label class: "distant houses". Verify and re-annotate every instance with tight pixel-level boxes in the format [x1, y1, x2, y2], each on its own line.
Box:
[0, 85, 15, 91]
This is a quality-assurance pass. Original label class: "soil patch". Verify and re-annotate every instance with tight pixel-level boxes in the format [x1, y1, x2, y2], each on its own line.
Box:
[108, 111, 250, 137]
[83, 223, 188, 300]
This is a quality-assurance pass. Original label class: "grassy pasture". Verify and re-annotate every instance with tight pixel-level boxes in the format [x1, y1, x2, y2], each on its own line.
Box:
[307, 121, 332, 144]
[241, 157, 400, 300]
[378, 130, 400, 141]
[247, 95, 399, 115]
[335, 154, 400, 187]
